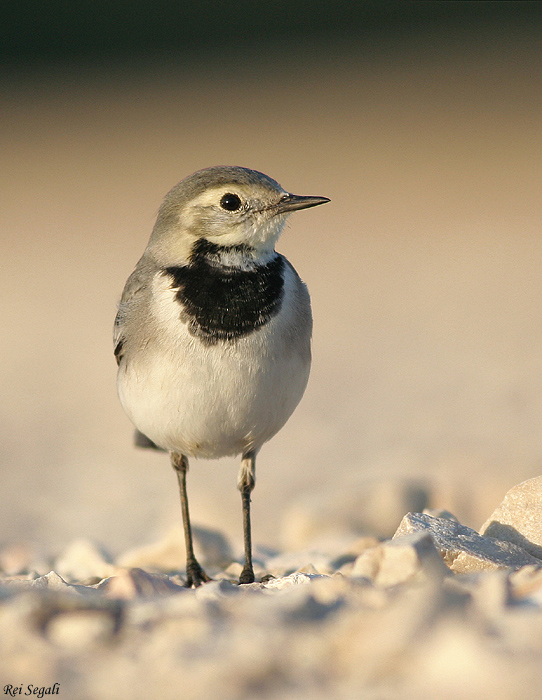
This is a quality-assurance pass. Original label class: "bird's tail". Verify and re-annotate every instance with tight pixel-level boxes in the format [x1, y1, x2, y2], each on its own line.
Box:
[134, 429, 166, 451]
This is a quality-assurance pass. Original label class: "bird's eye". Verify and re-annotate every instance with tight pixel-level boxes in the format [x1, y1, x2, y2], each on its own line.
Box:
[220, 193, 242, 211]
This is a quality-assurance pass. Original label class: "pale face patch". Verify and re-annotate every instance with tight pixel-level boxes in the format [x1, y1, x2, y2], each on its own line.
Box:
[179, 185, 289, 252]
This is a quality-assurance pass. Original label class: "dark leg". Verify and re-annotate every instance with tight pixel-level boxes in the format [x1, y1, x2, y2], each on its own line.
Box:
[170, 452, 211, 588]
[237, 451, 256, 584]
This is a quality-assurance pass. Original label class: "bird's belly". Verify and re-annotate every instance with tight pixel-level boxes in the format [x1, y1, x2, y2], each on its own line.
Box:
[118, 333, 310, 458]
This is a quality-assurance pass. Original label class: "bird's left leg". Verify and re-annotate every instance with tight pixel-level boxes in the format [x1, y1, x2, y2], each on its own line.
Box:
[237, 450, 256, 584]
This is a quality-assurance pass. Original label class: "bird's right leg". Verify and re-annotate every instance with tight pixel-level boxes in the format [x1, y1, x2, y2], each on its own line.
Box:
[237, 451, 256, 584]
[170, 452, 211, 588]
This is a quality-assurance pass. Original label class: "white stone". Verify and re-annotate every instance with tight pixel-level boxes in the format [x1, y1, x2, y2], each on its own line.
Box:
[96, 568, 185, 599]
[480, 476, 542, 559]
[262, 572, 328, 590]
[352, 532, 449, 586]
[194, 579, 241, 600]
[0, 570, 97, 598]
[30, 571, 95, 595]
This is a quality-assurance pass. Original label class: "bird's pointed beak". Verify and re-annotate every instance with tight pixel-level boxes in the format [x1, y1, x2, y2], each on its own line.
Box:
[274, 193, 330, 214]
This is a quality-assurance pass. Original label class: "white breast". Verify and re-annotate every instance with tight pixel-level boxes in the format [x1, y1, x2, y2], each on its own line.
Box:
[117, 265, 311, 458]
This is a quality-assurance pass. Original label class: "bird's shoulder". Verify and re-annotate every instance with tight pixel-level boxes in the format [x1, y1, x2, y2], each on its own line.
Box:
[280, 256, 312, 335]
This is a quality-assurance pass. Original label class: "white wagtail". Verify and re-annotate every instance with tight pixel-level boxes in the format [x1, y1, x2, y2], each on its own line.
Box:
[114, 166, 329, 586]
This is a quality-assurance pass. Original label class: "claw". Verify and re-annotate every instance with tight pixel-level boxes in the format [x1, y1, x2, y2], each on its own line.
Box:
[239, 567, 255, 585]
[185, 559, 212, 588]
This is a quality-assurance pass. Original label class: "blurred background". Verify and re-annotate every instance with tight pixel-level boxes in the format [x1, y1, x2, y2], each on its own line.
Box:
[2, 1, 542, 561]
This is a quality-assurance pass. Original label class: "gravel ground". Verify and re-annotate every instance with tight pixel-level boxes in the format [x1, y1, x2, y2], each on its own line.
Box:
[2, 478, 542, 700]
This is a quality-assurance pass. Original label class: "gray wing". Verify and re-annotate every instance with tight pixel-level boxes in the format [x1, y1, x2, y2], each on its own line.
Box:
[114, 258, 165, 451]
[113, 258, 154, 367]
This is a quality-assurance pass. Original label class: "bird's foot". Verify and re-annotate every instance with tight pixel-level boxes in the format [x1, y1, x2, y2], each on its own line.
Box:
[185, 559, 212, 588]
[239, 567, 255, 585]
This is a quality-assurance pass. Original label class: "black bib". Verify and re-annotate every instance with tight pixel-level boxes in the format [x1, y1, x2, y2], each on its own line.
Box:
[165, 239, 285, 344]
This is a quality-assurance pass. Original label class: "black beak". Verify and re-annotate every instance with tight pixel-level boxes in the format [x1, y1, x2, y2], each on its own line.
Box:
[274, 193, 330, 214]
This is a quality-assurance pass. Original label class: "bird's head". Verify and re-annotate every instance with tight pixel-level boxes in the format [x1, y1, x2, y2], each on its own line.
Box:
[147, 166, 329, 264]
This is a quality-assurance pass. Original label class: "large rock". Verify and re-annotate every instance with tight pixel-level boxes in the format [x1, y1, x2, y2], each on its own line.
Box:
[480, 476, 542, 560]
[395, 512, 542, 573]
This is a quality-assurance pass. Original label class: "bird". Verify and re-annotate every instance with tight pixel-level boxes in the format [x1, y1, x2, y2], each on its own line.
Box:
[114, 165, 329, 587]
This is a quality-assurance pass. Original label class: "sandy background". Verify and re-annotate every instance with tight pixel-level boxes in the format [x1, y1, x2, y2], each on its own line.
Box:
[2, 9, 542, 561]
